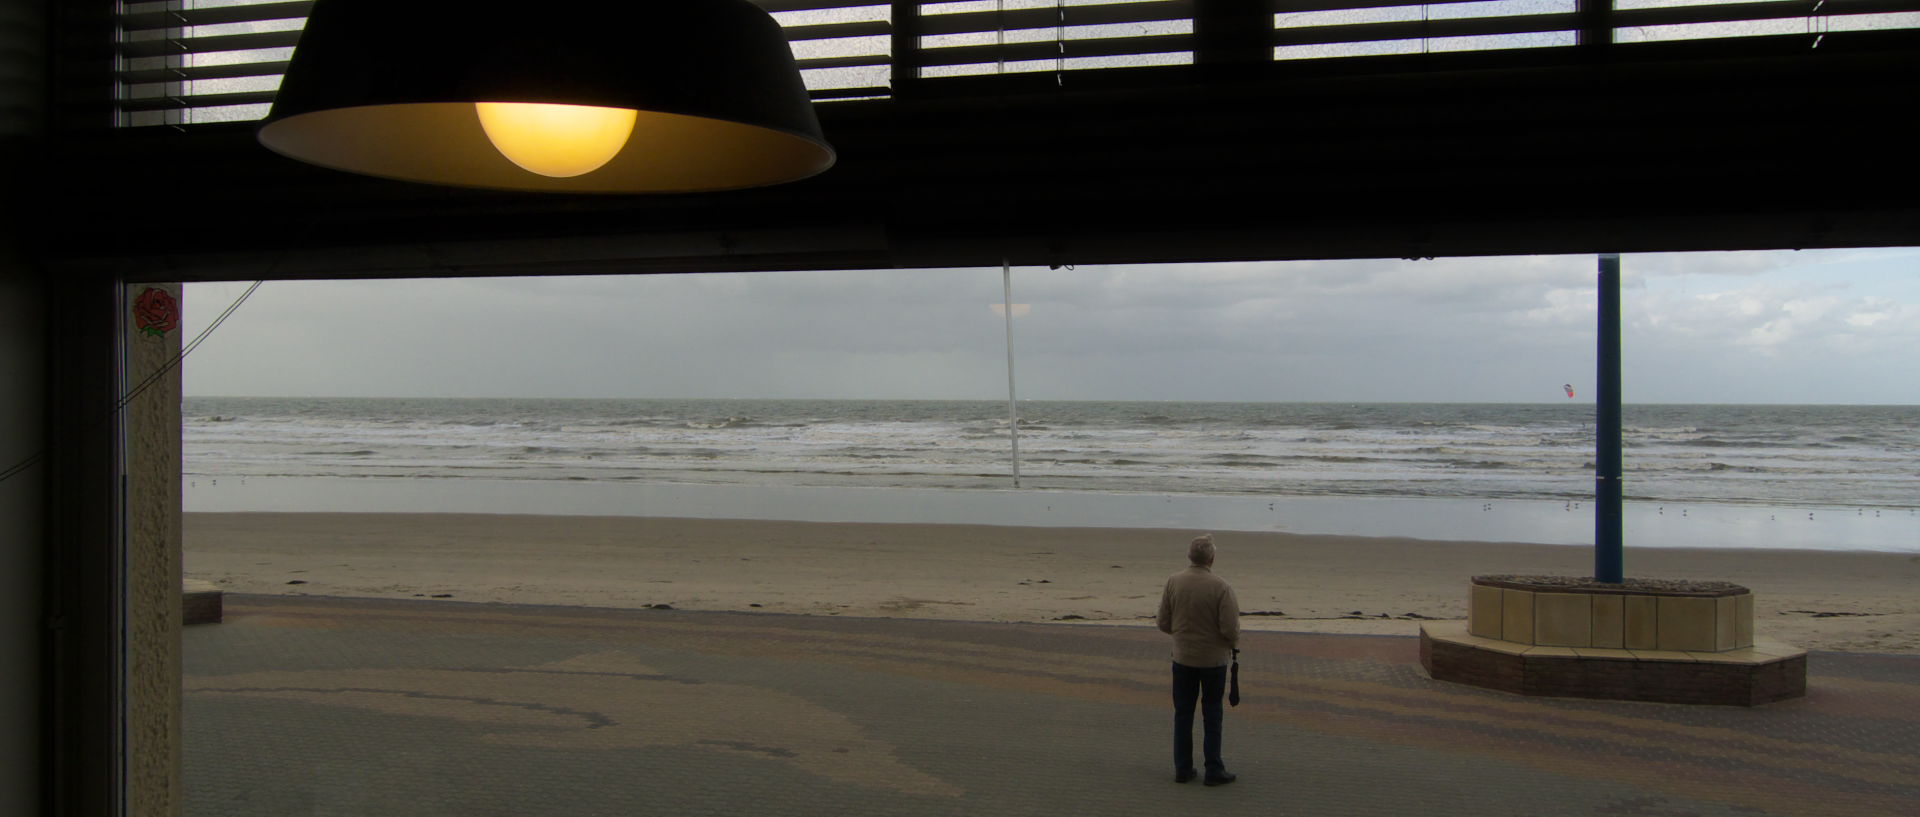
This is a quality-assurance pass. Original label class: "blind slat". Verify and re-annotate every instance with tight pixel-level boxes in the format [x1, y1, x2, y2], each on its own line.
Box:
[782, 19, 893, 40]
[118, 61, 290, 85]
[796, 54, 893, 70]
[118, 0, 312, 32]
[918, 1, 1193, 36]
[1273, 13, 1583, 47]
[753, 0, 884, 12]
[807, 85, 892, 100]
[1274, 0, 1517, 12]
[118, 30, 302, 59]
[118, 89, 277, 114]
[918, 33, 1194, 67]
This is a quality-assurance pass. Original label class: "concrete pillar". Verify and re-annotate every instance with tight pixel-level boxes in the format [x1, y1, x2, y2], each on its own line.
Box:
[125, 283, 183, 817]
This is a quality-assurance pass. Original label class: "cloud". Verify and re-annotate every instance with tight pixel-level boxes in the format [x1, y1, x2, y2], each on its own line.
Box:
[181, 249, 1920, 403]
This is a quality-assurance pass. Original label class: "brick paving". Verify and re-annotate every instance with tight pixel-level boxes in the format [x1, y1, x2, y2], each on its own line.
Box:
[185, 595, 1920, 816]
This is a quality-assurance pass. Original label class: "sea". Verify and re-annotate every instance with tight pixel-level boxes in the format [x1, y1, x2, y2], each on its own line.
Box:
[183, 398, 1920, 552]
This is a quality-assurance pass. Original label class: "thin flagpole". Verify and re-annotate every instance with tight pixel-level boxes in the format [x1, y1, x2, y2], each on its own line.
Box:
[1003, 259, 1021, 488]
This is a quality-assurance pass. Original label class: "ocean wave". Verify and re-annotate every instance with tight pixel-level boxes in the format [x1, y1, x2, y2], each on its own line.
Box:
[1438, 459, 1510, 470]
[1297, 455, 1375, 464]
[181, 398, 1920, 509]
[686, 416, 757, 429]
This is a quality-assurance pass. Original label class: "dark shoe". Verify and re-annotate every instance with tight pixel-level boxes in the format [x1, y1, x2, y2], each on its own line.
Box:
[1204, 771, 1237, 787]
[1174, 768, 1197, 784]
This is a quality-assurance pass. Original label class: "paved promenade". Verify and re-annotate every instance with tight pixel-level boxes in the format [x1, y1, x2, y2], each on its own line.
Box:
[185, 596, 1919, 816]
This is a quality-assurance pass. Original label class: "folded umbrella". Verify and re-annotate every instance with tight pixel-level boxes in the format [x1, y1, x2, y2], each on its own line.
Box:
[1228, 647, 1241, 707]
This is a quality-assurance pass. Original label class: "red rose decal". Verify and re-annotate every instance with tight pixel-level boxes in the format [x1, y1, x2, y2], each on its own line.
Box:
[134, 287, 179, 338]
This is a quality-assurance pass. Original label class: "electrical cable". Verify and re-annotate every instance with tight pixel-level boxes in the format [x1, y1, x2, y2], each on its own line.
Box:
[0, 280, 265, 484]
[113, 280, 261, 416]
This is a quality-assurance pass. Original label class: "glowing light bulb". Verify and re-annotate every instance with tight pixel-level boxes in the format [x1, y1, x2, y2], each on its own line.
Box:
[474, 102, 638, 177]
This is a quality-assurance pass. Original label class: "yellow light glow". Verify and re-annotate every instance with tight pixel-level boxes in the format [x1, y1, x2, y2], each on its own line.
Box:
[474, 102, 639, 177]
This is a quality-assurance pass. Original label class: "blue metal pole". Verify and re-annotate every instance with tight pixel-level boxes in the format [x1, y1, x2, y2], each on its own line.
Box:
[1595, 253, 1623, 583]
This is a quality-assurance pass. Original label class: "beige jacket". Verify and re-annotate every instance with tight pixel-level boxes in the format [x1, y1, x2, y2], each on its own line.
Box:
[1157, 564, 1241, 667]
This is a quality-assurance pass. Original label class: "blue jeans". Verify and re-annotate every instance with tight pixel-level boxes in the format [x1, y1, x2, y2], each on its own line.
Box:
[1171, 661, 1227, 773]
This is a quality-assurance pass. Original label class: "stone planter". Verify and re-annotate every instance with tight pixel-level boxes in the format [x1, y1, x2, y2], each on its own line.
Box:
[1467, 575, 1752, 652]
[1423, 575, 1805, 706]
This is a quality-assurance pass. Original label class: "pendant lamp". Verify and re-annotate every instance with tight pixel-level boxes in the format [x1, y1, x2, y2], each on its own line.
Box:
[257, 0, 835, 193]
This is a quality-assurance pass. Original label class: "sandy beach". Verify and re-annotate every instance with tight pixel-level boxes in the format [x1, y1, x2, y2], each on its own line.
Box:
[184, 512, 1920, 654]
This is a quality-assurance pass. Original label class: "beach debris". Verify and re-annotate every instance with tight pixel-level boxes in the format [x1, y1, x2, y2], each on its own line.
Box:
[1348, 610, 1363, 616]
[430, 594, 453, 598]
[285, 580, 307, 585]
[1037, 579, 1051, 584]
[1784, 610, 1873, 618]
[749, 603, 763, 608]
[1055, 615, 1086, 621]
[1241, 610, 1286, 617]
[648, 603, 674, 610]
[1110, 565, 1123, 569]
[1400, 612, 1437, 620]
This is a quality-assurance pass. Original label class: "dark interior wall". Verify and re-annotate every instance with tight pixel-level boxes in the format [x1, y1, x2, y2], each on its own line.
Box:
[0, 0, 44, 812]
[50, 36, 1920, 283]
[0, 214, 44, 817]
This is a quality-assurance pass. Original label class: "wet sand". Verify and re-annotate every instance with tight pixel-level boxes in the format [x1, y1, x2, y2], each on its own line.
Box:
[184, 512, 1920, 654]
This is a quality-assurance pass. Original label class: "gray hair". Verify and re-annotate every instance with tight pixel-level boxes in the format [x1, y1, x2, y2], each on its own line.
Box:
[1188, 534, 1215, 565]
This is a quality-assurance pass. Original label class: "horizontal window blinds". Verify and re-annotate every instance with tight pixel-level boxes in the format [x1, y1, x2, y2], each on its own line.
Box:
[113, 0, 1920, 127]
[116, 0, 307, 126]
[913, 0, 1196, 77]
[112, 0, 900, 126]
[1273, 0, 1581, 61]
[1612, 0, 1920, 45]
[1271, 0, 1920, 61]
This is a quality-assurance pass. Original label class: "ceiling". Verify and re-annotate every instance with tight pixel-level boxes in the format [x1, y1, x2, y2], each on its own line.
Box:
[44, 30, 1920, 281]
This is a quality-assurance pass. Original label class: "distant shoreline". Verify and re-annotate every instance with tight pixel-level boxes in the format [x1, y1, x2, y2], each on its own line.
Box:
[184, 512, 1920, 654]
[185, 477, 1920, 553]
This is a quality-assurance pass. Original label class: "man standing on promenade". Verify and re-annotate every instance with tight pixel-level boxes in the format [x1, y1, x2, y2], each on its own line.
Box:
[1158, 533, 1241, 786]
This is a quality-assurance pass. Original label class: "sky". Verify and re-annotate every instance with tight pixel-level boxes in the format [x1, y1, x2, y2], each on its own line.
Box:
[180, 248, 1920, 404]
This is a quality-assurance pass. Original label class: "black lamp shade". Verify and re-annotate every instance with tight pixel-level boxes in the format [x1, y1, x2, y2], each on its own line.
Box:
[257, 0, 835, 193]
